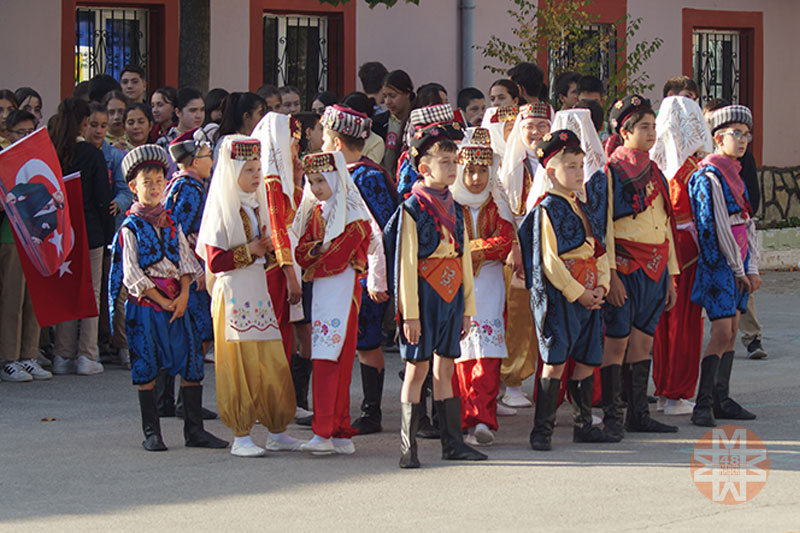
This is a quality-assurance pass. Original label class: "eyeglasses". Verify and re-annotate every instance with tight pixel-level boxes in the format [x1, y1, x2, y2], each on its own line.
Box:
[10, 128, 34, 137]
[195, 154, 213, 160]
[721, 130, 753, 142]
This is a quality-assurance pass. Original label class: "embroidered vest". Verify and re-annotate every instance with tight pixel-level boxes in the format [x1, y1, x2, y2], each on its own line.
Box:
[120, 214, 180, 269]
[403, 195, 464, 258]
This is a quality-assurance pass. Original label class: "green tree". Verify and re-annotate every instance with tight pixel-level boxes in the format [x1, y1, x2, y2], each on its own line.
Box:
[477, 0, 663, 106]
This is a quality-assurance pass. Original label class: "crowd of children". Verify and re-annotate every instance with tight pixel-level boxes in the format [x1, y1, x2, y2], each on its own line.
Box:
[0, 64, 767, 468]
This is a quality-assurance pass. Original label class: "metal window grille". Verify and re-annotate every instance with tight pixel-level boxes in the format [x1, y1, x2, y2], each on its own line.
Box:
[74, 7, 151, 87]
[548, 23, 617, 98]
[693, 30, 741, 105]
[263, 14, 329, 110]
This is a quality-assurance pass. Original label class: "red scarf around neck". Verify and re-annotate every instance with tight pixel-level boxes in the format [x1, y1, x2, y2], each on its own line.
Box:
[699, 153, 751, 215]
[411, 181, 457, 236]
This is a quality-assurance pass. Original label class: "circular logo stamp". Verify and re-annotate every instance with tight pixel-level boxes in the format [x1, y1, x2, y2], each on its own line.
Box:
[691, 425, 769, 505]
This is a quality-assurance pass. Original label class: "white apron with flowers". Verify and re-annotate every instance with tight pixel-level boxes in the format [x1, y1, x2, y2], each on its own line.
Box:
[214, 263, 282, 342]
[310, 266, 356, 361]
[457, 261, 508, 361]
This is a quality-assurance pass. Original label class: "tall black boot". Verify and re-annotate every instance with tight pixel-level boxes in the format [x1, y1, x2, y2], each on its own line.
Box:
[291, 353, 313, 411]
[569, 374, 616, 443]
[625, 360, 678, 433]
[600, 365, 625, 442]
[399, 402, 421, 468]
[437, 397, 487, 461]
[352, 363, 384, 435]
[156, 370, 176, 417]
[529, 377, 560, 451]
[714, 351, 756, 420]
[417, 374, 439, 439]
[181, 386, 229, 449]
[174, 385, 218, 420]
[138, 388, 167, 451]
[692, 355, 719, 427]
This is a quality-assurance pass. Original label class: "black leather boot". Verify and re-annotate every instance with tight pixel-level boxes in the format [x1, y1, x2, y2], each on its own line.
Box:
[417, 384, 440, 439]
[714, 351, 756, 420]
[625, 360, 678, 433]
[529, 377, 560, 451]
[600, 365, 625, 442]
[569, 374, 616, 443]
[352, 363, 384, 435]
[437, 397, 487, 461]
[138, 388, 167, 452]
[156, 370, 176, 417]
[291, 353, 313, 411]
[181, 386, 228, 449]
[399, 402, 421, 468]
[692, 355, 719, 427]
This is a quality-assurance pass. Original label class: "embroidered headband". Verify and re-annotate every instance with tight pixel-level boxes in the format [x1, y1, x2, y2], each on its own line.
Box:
[302, 152, 337, 174]
[231, 139, 261, 161]
[519, 102, 551, 122]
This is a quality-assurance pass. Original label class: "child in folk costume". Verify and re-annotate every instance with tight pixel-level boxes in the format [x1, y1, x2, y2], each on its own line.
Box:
[602, 95, 680, 440]
[650, 97, 714, 417]
[450, 127, 516, 447]
[196, 136, 303, 457]
[496, 103, 551, 410]
[318, 105, 393, 435]
[250, 112, 304, 362]
[293, 151, 386, 455]
[518, 130, 616, 450]
[688, 105, 759, 427]
[384, 125, 487, 468]
[108, 144, 227, 452]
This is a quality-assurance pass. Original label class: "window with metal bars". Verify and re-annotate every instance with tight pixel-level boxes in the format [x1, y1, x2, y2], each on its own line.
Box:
[262, 14, 329, 110]
[692, 29, 743, 105]
[548, 23, 618, 99]
[74, 6, 154, 88]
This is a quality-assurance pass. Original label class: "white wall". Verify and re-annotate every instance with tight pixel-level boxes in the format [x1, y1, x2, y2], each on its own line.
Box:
[0, 0, 63, 122]
[209, 0, 250, 92]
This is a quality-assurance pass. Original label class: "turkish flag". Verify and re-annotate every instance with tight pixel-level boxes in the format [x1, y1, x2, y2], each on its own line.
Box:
[0, 130, 97, 326]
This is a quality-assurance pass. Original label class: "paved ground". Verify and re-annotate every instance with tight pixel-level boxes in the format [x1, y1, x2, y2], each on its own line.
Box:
[1, 271, 799, 531]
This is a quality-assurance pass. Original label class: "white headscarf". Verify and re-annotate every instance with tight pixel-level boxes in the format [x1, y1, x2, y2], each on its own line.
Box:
[650, 96, 713, 181]
[450, 127, 515, 226]
[292, 151, 372, 248]
[251, 111, 298, 209]
[499, 111, 543, 215]
[196, 135, 270, 261]
[527, 108, 607, 209]
[481, 106, 517, 161]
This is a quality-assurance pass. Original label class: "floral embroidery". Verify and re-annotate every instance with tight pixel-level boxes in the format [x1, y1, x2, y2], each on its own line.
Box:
[312, 317, 346, 348]
[228, 298, 279, 334]
[467, 318, 505, 347]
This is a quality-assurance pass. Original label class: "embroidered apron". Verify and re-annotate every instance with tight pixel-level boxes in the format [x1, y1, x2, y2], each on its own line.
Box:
[310, 266, 356, 361]
[457, 261, 508, 361]
[214, 263, 281, 342]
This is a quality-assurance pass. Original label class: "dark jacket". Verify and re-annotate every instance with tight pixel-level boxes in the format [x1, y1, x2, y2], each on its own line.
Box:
[64, 141, 114, 248]
[738, 149, 760, 214]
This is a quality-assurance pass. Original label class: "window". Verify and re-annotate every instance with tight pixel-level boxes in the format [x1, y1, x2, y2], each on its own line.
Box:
[548, 23, 618, 98]
[74, 7, 153, 87]
[263, 14, 329, 109]
[692, 30, 744, 105]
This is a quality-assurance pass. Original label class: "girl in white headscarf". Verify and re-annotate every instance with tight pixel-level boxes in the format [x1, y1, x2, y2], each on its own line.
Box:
[449, 127, 517, 446]
[292, 151, 384, 456]
[481, 104, 519, 163]
[196, 135, 304, 458]
[649, 96, 714, 417]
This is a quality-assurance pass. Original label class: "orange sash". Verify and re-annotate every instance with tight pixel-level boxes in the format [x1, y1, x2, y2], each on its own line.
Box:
[615, 238, 669, 281]
[564, 257, 598, 290]
[419, 257, 462, 303]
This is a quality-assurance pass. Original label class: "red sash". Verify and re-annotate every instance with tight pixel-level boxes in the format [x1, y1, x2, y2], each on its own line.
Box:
[564, 257, 598, 290]
[419, 257, 462, 303]
[615, 239, 669, 282]
[129, 276, 181, 312]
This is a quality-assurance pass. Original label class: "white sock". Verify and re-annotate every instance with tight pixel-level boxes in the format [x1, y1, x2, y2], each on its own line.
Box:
[308, 434, 329, 445]
[666, 399, 679, 406]
[268, 431, 297, 444]
[332, 438, 351, 446]
[476, 423, 489, 432]
[234, 435, 255, 448]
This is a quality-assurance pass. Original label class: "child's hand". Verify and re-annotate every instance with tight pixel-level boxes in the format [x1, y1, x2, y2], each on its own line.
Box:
[460, 316, 472, 341]
[368, 289, 389, 303]
[747, 273, 762, 292]
[591, 286, 606, 306]
[248, 234, 270, 258]
[286, 273, 302, 305]
[664, 276, 678, 311]
[403, 319, 421, 345]
[606, 270, 627, 307]
[263, 228, 275, 253]
[578, 289, 601, 310]
[735, 275, 752, 294]
[170, 292, 189, 323]
[506, 243, 524, 279]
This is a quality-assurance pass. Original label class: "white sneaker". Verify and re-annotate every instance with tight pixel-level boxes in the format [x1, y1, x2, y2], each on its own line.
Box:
[664, 398, 695, 416]
[76, 355, 104, 376]
[19, 359, 53, 380]
[502, 386, 532, 408]
[117, 348, 131, 370]
[300, 434, 335, 455]
[332, 438, 356, 455]
[591, 414, 602, 426]
[656, 396, 667, 412]
[496, 403, 517, 416]
[474, 423, 494, 446]
[295, 405, 314, 419]
[52, 355, 76, 375]
[265, 431, 305, 451]
[0, 361, 33, 382]
[231, 435, 266, 457]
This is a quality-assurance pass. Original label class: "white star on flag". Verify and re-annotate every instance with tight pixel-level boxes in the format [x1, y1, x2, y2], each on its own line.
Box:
[58, 260, 72, 278]
[48, 229, 63, 255]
